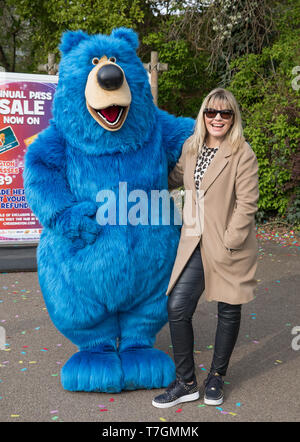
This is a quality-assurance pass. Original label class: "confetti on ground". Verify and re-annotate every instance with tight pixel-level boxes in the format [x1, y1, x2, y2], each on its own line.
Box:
[215, 406, 237, 416]
[0, 232, 298, 423]
[256, 226, 300, 249]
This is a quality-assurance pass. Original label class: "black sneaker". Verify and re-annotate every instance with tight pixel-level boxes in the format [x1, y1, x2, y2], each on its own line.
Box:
[203, 371, 224, 405]
[152, 376, 199, 409]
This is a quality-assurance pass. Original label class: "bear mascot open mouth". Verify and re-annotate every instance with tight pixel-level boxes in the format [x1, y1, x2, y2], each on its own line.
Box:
[85, 55, 131, 131]
[96, 105, 126, 127]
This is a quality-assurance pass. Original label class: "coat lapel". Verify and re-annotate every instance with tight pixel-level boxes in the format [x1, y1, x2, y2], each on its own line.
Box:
[187, 139, 232, 200]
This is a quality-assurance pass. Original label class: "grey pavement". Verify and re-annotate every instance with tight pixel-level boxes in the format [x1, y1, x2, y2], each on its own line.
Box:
[0, 237, 299, 422]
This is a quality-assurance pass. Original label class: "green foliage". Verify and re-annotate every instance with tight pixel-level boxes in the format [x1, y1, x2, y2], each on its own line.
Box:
[229, 10, 300, 221]
[12, 0, 146, 68]
[203, 0, 276, 84]
[142, 27, 217, 117]
[286, 187, 300, 229]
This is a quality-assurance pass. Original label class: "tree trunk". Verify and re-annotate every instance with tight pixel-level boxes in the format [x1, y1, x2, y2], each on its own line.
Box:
[0, 44, 10, 71]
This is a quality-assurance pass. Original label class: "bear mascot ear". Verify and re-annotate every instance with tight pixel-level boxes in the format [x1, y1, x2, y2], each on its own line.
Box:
[110, 27, 139, 51]
[59, 30, 89, 55]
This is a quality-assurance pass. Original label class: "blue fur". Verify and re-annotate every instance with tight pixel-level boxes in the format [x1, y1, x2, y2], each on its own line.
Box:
[24, 28, 194, 393]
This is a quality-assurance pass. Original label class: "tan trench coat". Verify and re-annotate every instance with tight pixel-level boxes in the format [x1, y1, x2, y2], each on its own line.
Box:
[166, 138, 259, 304]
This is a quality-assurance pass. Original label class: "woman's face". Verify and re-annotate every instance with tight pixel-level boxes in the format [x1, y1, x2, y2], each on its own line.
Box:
[204, 100, 233, 141]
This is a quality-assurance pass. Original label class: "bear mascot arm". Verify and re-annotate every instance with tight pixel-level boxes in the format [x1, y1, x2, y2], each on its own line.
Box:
[23, 122, 101, 247]
[156, 107, 194, 190]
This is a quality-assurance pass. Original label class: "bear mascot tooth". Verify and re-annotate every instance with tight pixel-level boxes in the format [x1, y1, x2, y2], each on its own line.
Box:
[23, 28, 195, 393]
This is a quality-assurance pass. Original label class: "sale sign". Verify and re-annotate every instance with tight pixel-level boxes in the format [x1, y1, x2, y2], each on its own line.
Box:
[0, 72, 58, 243]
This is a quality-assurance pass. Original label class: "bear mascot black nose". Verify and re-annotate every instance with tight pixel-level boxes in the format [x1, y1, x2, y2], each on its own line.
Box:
[97, 64, 124, 90]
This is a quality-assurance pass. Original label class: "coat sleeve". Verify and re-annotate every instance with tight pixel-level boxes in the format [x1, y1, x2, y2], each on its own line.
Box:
[223, 143, 259, 250]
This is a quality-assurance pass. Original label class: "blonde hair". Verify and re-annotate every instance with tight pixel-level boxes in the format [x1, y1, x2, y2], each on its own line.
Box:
[187, 88, 245, 155]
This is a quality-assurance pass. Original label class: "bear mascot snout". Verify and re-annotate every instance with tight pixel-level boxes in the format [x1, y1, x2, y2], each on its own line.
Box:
[23, 27, 194, 392]
[85, 53, 131, 131]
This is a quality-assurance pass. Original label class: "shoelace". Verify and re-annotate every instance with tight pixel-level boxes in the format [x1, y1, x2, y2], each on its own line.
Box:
[165, 379, 179, 393]
[205, 373, 222, 390]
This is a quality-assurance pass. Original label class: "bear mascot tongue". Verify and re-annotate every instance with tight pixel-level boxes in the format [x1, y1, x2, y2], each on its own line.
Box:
[99, 105, 123, 124]
[100, 105, 121, 122]
[23, 27, 195, 393]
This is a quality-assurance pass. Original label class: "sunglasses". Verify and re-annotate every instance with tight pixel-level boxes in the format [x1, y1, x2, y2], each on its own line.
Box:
[204, 108, 234, 120]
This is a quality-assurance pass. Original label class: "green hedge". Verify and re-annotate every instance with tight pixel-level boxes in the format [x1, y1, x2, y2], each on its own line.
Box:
[228, 26, 300, 224]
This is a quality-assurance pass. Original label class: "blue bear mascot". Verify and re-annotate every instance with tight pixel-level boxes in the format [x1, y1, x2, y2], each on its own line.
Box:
[24, 28, 194, 393]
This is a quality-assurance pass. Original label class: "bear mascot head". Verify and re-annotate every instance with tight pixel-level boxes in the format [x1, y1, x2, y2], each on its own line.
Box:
[24, 27, 194, 393]
[54, 27, 157, 155]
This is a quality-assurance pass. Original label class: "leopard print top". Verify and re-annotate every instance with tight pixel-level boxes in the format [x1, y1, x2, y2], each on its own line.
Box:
[194, 143, 219, 190]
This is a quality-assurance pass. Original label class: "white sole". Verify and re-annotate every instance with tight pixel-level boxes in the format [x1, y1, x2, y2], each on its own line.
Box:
[152, 391, 200, 409]
[204, 395, 223, 406]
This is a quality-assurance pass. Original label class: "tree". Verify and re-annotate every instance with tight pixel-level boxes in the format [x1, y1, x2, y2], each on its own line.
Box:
[229, 0, 300, 222]
[0, 0, 34, 72]
[142, 1, 216, 116]
[12, 0, 147, 70]
[158, 0, 278, 85]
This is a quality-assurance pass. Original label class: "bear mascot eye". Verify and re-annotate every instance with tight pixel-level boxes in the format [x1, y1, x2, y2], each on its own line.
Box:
[92, 57, 99, 65]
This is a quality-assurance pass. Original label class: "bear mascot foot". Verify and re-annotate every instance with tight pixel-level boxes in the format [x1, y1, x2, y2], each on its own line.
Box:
[119, 345, 176, 390]
[61, 344, 123, 393]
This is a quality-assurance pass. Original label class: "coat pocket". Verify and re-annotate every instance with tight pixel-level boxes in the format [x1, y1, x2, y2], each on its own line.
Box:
[223, 243, 238, 256]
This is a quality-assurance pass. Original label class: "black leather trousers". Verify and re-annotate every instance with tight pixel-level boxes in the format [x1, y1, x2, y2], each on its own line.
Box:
[167, 245, 241, 382]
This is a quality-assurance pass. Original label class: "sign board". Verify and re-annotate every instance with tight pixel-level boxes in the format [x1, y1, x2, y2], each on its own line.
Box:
[0, 72, 58, 244]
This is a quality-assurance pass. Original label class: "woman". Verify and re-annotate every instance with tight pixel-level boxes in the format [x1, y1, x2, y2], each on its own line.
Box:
[152, 88, 259, 408]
